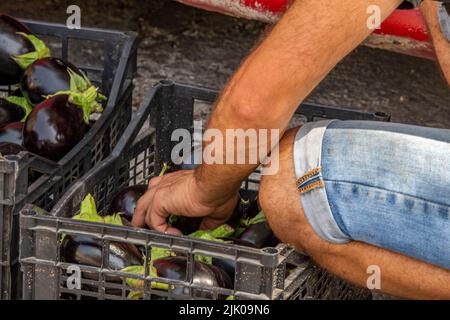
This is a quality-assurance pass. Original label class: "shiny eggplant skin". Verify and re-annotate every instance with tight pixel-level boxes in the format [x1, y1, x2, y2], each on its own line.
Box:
[153, 256, 232, 299]
[239, 222, 276, 249]
[60, 234, 143, 283]
[0, 142, 25, 156]
[23, 94, 87, 161]
[0, 14, 34, 85]
[108, 184, 148, 221]
[0, 97, 25, 126]
[0, 122, 23, 145]
[20, 57, 81, 105]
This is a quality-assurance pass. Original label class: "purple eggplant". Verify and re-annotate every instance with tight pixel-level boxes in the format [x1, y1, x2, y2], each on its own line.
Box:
[0, 142, 25, 156]
[0, 14, 34, 85]
[20, 57, 82, 105]
[60, 234, 143, 282]
[108, 184, 148, 222]
[239, 222, 277, 249]
[0, 97, 26, 126]
[23, 94, 87, 161]
[211, 237, 257, 282]
[0, 122, 23, 145]
[153, 256, 232, 299]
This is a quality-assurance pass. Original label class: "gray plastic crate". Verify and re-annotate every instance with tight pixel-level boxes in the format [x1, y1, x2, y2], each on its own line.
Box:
[0, 19, 137, 299]
[19, 81, 388, 300]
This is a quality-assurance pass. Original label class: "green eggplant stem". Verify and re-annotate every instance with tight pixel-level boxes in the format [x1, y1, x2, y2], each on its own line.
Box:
[47, 69, 106, 124]
[12, 32, 51, 70]
[5, 96, 33, 121]
[159, 162, 170, 176]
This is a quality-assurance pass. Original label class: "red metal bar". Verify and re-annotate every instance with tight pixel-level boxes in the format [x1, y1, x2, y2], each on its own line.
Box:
[177, 0, 434, 59]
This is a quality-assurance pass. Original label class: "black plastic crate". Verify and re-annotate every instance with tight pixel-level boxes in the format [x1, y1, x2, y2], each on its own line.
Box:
[19, 81, 389, 300]
[0, 19, 137, 299]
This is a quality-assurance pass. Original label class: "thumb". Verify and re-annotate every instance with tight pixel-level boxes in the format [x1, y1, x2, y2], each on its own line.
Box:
[151, 203, 183, 236]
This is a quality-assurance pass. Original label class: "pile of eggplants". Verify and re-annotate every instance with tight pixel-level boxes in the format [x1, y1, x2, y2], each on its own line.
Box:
[0, 14, 105, 161]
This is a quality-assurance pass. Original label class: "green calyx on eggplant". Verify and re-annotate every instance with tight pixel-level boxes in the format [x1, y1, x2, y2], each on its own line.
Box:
[23, 94, 88, 162]
[72, 193, 124, 225]
[61, 194, 143, 284]
[108, 184, 148, 222]
[20, 57, 106, 113]
[0, 14, 46, 85]
[0, 121, 23, 145]
[153, 256, 232, 299]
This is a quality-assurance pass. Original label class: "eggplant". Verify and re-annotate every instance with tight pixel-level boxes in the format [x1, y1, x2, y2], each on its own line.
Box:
[0, 142, 25, 156]
[211, 257, 236, 283]
[153, 256, 232, 299]
[170, 216, 202, 235]
[60, 234, 143, 282]
[227, 193, 260, 228]
[239, 222, 277, 249]
[20, 57, 82, 105]
[0, 97, 25, 126]
[211, 237, 257, 281]
[0, 14, 34, 85]
[0, 122, 23, 145]
[23, 94, 87, 161]
[108, 184, 148, 222]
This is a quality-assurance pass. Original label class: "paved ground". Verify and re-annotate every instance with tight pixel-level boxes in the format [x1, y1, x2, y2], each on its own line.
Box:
[2, 0, 449, 127]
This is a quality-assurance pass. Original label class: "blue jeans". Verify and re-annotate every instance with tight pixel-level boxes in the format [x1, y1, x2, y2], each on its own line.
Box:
[293, 120, 450, 270]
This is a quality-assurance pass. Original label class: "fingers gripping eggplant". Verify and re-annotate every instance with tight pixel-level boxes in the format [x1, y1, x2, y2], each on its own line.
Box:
[0, 14, 33, 85]
[23, 94, 87, 161]
[0, 122, 23, 145]
[20, 57, 82, 105]
[153, 256, 232, 299]
[108, 185, 148, 222]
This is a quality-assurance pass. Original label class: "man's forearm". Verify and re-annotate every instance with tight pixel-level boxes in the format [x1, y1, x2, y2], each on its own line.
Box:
[195, 0, 403, 206]
[421, 0, 450, 85]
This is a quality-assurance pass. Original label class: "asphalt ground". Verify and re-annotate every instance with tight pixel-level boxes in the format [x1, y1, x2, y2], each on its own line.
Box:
[2, 0, 449, 128]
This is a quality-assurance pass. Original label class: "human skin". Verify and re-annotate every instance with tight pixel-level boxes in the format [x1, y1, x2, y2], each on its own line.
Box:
[132, 0, 450, 298]
[421, 0, 450, 85]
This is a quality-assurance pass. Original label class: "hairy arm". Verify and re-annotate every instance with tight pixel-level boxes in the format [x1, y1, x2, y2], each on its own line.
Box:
[195, 0, 403, 206]
[420, 0, 450, 85]
[133, 0, 404, 232]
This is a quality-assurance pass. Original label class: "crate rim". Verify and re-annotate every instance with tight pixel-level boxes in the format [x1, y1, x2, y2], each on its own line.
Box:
[20, 208, 287, 265]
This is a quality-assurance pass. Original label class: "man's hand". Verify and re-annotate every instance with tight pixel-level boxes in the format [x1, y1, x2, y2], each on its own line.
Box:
[131, 170, 238, 233]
